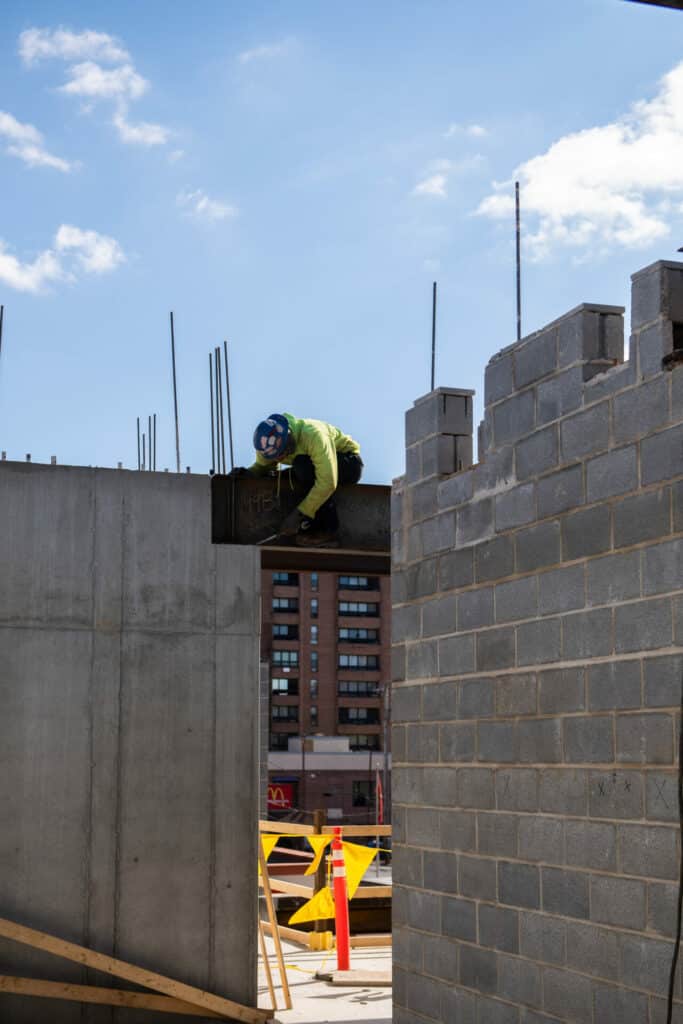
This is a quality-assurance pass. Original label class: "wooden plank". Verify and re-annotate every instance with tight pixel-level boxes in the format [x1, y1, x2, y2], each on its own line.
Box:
[0, 916, 268, 1024]
[259, 821, 313, 835]
[349, 934, 392, 948]
[258, 843, 292, 1011]
[0, 977, 223, 1016]
[328, 969, 391, 987]
[260, 920, 311, 947]
[351, 885, 392, 900]
[257, 919, 277, 1013]
[321, 825, 392, 837]
[263, 878, 391, 900]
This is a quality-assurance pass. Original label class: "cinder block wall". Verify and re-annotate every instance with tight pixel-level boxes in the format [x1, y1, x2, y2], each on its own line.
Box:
[0, 463, 260, 1023]
[392, 260, 683, 1023]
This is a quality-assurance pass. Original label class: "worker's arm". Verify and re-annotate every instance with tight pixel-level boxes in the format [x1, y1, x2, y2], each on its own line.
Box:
[297, 429, 338, 518]
[247, 453, 277, 476]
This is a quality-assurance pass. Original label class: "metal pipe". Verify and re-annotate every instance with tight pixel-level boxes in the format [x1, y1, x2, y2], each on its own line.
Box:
[153, 413, 157, 471]
[209, 353, 216, 474]
[170, 312, 181, 473]
[137, 417, 141, 471]
[148, 416, 152, 471]
[213, 348, 221, 474]
[515, 181, 522, 342]
[223, 340, 235, 471]
[431, 281, 437, 391]
[216, 346, 226, 475]
[142, 433, 146, 472]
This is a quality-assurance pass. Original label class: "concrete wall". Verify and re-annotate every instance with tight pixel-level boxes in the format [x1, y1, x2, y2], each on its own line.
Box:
[0, 463, 260, 1023]
[392, 260, 683, 1023]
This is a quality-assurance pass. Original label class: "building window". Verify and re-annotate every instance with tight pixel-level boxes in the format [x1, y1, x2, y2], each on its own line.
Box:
[272, 677, 299, 696]
[339, 707, 380, 725]
[311, 572, 319, 592]
[338, 654, 379, 670]
[272, 650, 299, 666]
[273, 597, 298, 612]
[271, 705, 299, 722]
[273, 572, 299, 586]
[338, 601, 379, 617]
[338, 576, 378, 591]
[352, 780, 372, 807]
[310, 705, 318, 727]
[310, 679, 318, 698]
[338, 680, 380, 697]
[349, 734, 380, 751]
[311, 625, 318, 645]
[273, 623, 299, 640]
[338, 627, 378, 644]
[311, 651, 318, 671]
[311, 598, 319, 618]
[269, 732, 291, 751]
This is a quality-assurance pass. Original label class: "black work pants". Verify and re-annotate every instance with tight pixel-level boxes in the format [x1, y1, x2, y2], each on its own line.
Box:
[290, 452, 363, 529]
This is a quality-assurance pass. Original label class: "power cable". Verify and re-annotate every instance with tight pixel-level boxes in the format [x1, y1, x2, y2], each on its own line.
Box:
[666, 665, 683, 1024]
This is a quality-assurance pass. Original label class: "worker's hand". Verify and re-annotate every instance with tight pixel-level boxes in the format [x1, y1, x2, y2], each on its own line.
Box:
[228, 466, 251, 478]
[280, 508, 302, 536]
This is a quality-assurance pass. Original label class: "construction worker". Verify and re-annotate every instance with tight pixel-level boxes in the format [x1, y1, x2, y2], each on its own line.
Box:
[231, 413, 363, 546]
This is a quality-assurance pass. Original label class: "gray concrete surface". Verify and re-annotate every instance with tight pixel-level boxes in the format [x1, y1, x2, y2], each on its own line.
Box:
[0, 463, 261, 1023]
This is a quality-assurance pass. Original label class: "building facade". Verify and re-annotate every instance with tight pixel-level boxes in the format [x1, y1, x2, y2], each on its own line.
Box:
[261, 568, 392, 821]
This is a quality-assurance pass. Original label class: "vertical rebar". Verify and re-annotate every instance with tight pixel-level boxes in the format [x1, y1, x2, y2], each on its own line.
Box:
[153, 413, 157, 471]
[209, 353, 216, 474]
[431, 281, 437, 391]
[170, 312, 181, 473]
[137, 417, 141, 471]
[148, 416, 152, 471]
[223, 340, 235, 471]
[142, 433, 146, 472]
[213, 347, 222, 473]
[216, 346, 227, 474]
[515, 181, 522, 342]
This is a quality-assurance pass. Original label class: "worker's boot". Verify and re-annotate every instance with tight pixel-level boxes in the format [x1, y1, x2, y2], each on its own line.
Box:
[295, 503, 340, 547]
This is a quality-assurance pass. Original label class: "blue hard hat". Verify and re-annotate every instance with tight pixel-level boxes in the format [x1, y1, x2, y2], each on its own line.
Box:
[253, 414, 290, 461]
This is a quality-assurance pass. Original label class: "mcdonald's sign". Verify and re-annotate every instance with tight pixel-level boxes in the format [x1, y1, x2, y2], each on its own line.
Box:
[268, 782, 294, 810]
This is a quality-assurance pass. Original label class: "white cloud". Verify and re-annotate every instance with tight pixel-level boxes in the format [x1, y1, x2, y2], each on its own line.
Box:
[0, 224, 125, 293]
[238, 38, 292, 64]
[168, 148, 185, 163]
[60, 61, 148, 101]
[19, 27, 129, 65]
[113, 110, 169, 146]
[0, 110, 73, 171]
[414, 173, 448, 198]
[177, 189, 238, 222]
[444, 122, 488, 139]
[413, 155, 485, 198]
[478, 60, 683, 259]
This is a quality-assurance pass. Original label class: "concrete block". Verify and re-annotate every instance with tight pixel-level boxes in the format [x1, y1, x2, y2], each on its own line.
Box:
[485, 351, 515, 405]
[641, 422, 683, 486]
[560, 402, 610, 462]
[395, 844, 425, 887]
[422, 680, 458, 721]
[493, 389, 536, 446]
[541, 867, 589, 919]
[406, 388, 474, 445]
[537, 464, 584, 519]
[409, 478, 439, 523]
[593, 984, 649, 1024]
[459, 854, 497, 900]
[441, 986, 476, 1023]
[473, 444, 515, 492]
[441, 895, 477, 941]
[516, 618, 562, 666]
[476, 994, 520, 1024]
[646, 771, 679, 822]
[561, 504, 611, 560]
[475, 535, 515, 583]
[393, 643, 407, 682]
[515, 327, 559, 388]
[637, 321, 673, 379]
[516, 521, 561, 572]
[616, 713, 673, 764]
[498, 861, 540, 909]
[406, 723, 440, 763]
[644, 654, 683, 707]
[540, 768, 587, 816]
[438, 469, 474, 510]
[458, 586, 494, 631]
[539, 667, 585, 714]
[478, 721, 517, 762]
[498, 952, 542, 1009]
[394, 603, 421, 643]
[440, 809, 477, 851]
[516, 425, 559, 482]
[620, 934, 672, 996]
[495, 482, 537, 531]
[405, 444, 421, 484]
[497, 577, 540, 622]
[619, 823, 678, 879]
[675, 479, 683, 533]
[423, 850, 459, 894]
[422, 594, 457, 638]
[438, 634, 476, 677]
[459, 945, 498, 995]
[561, 607, 613, 660]
[648, 881, 678, 938]
[477, 626, 516, 671]
[456, 679, 493, 720]
[405, 887, 441, 932]
[614, 376, 670, 443]
[517, 719, 562, 763]
[406, 807, 440, 848]
[456, 498, 494, 546]
[496, 673, 537, 716]
[478, 812, 519, 857]
[440, 722, 476, 762]
[439, 547, 474, 591]
[407, 522, 423, 562]
[587, 550, 641, 606]
[563, 715, 613, 763]
[422, 767, 455, 807]
[558, 308, 586, 367]
[422, 512, 457, 556]
[674, 363, 683, 419]
[393, 684, 422, 722]
[586, 444, 638, 502]
[405, 557, 439, 599]
[478, 904, 520, 953]
[456, 768, 495, 809]
[536, 366, 583, 426]
[631, 261, 683, 327]
[407, 639, 438, 679]
[496, 768, 539, 812]
[566, 921, 619, 980]
[518, 815, 563, 863]
[589, 769, 643, 818]
[565, 820, 616, 872]
[643, 537, 683, 596]
[537, 564, 585, 616]
[393, 724, 407, 762]
[519, 911, 566, 966]
[615, 597, 673, 652]
[588, 659, 641, 710]
[405, 966, 446, 1018]
[542, 967, 592, 1024]
[421, 434, 457, 478]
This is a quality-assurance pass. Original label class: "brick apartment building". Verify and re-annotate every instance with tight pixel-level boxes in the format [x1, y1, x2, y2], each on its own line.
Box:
[261, 569, 392, 821]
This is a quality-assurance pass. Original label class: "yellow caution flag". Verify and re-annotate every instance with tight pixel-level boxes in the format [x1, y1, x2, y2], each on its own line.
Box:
[304, 835, 332, 876]
[342, 841, 377, 899]
[258, 834, 281, 875]
[288, 885, 335, 925]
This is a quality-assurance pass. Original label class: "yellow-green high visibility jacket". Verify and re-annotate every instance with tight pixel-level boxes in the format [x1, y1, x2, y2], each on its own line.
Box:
[248, 413, 360, 519]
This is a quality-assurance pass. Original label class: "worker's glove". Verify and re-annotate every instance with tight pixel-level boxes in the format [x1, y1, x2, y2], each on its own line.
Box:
[227, 466, 251, 478]
[280, 508, 303, 536]
[296, 514, 316, 535]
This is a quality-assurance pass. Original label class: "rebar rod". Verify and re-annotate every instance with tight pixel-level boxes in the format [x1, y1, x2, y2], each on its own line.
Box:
[223, 340, 235, 471]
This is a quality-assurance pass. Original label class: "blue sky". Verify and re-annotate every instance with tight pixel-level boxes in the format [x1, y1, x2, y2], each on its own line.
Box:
[0, 0, 682, 482]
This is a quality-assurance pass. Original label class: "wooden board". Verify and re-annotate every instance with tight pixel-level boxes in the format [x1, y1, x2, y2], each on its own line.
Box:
[0, 977, 223, 1017]
[321, 825, 392, 837]
[315, 969, 392, 987]
[259, 821, 313, 835]
[349, 934, 392, 948]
